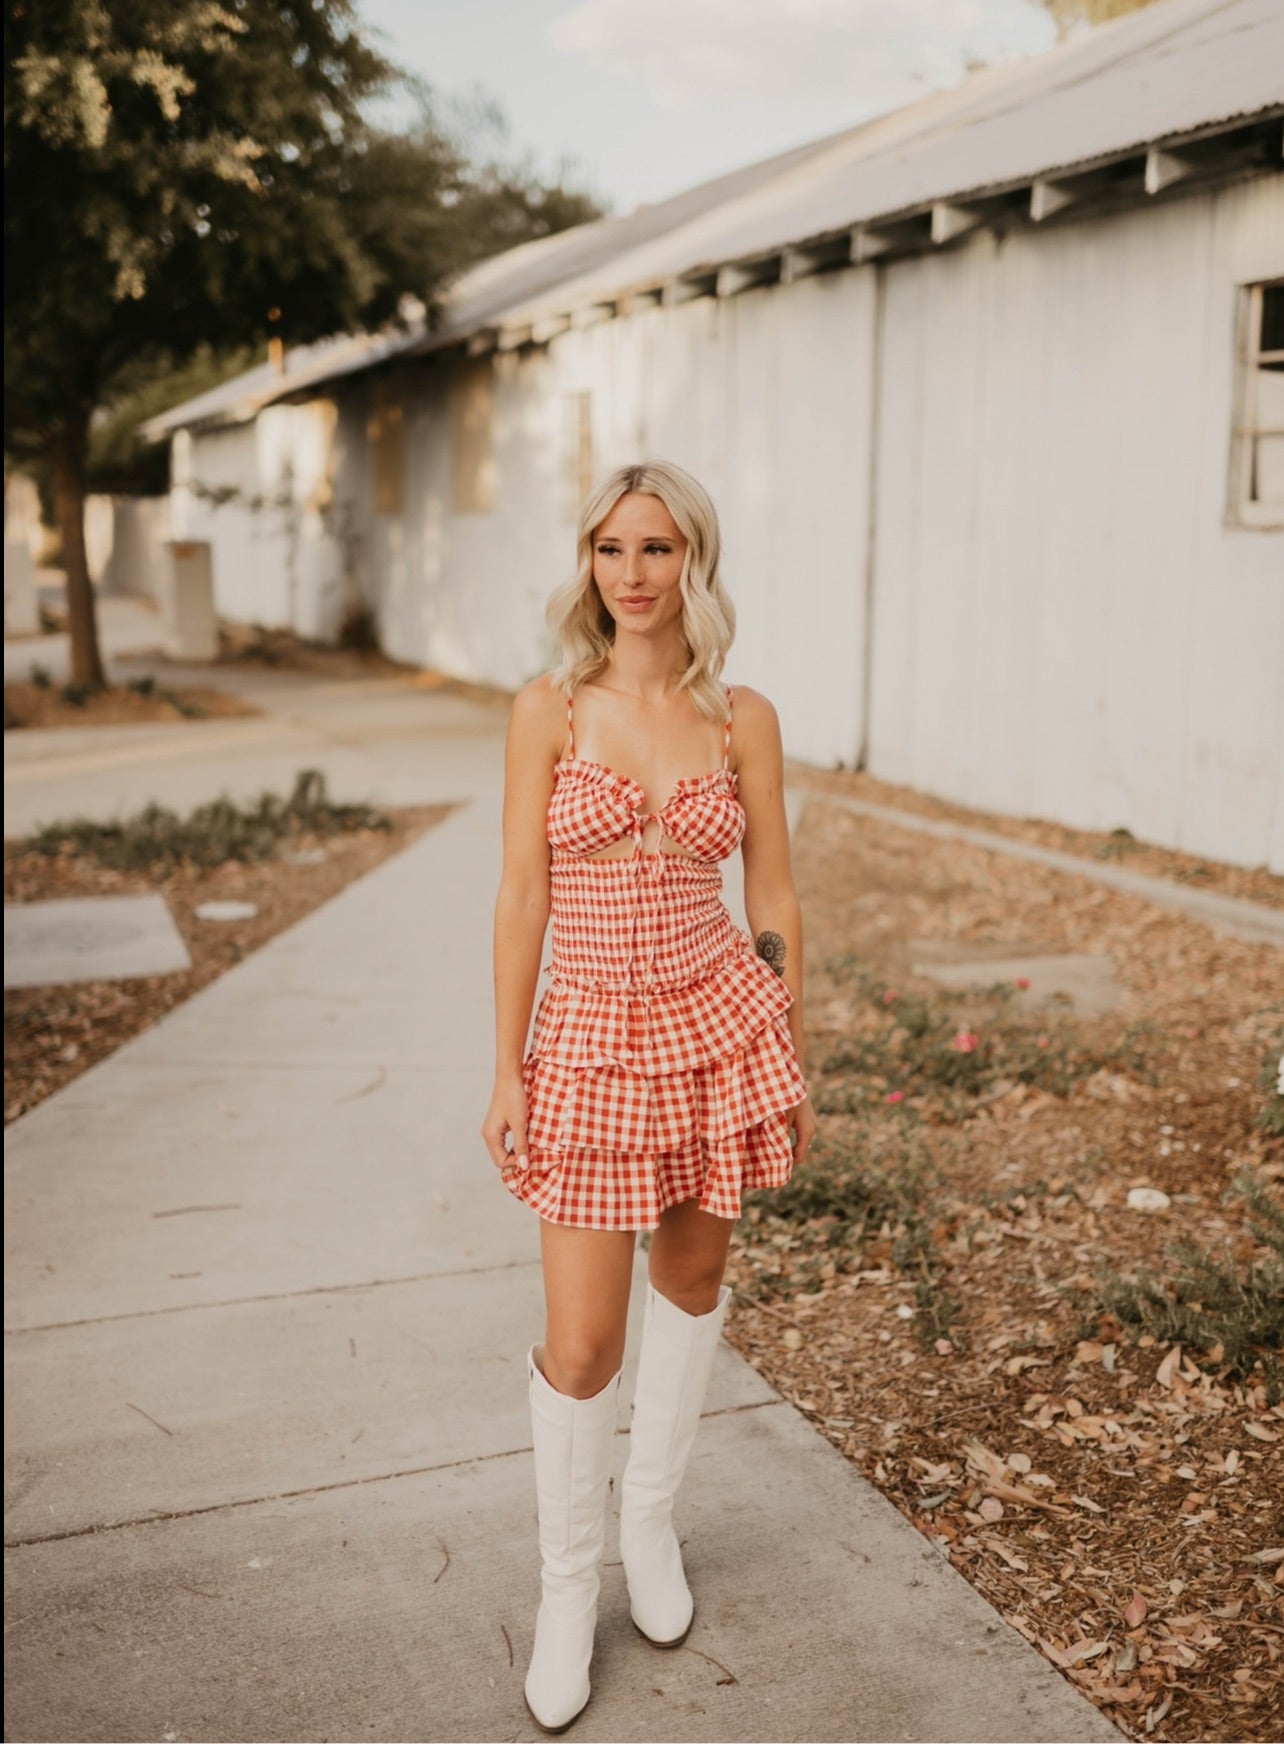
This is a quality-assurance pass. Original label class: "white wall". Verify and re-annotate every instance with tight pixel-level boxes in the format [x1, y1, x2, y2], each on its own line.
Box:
[337, 271, 877, 770]
[171, 171, 1283, 870]
[98, 497, 171, 600]
[866, 176, 1284, 871]
[174, 402, 343, 634]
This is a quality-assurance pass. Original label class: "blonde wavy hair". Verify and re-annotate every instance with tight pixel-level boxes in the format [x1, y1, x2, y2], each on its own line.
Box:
[547, 459, 736, 721]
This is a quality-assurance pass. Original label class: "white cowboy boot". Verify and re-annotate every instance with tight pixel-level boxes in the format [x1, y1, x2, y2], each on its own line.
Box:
[524, 1349, 621, 1733]
[619, 1283, 731, 1646]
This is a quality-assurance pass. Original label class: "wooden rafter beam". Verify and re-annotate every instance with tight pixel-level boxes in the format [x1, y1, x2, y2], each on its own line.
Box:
[1030, 177, 1077, 222]
[531, 314, 571, 345]
[715, 259, 778, 297]
[661, 275, 713, 308]
[1145, 146, 1196, 194]
[931, 201, 984, 245]
[850, 225, 891, 264]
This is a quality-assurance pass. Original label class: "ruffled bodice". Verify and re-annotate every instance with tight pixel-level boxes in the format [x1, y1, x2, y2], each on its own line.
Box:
[546, 757, 745, 862]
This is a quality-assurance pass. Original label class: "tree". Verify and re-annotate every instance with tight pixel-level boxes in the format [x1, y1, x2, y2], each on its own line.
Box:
[1036, 0, 1161, 36]
[4, 2, 599, 687]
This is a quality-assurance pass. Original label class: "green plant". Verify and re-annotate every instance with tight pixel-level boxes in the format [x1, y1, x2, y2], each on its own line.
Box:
[1095, 826, 1137, 861]
[59, 681, 90, 707]
[1090, 1168, 1284, 1401]
[337, 601, 380, 652]
[126, 674, 156, 697]
[28, 662, 52, 688]
[1255, 1035, 1284, 1139]
[816, 967, 1159, 1121]
[158, 687, 204, 719]
[24, 768, 391, 871]
[742, 1136, 962, 1348]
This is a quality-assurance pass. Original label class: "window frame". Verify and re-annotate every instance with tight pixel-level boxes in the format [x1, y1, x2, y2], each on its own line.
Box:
[1228, 278, 1284, 531]
[367, 375, 405, 517]
[450, 355, 497, 514]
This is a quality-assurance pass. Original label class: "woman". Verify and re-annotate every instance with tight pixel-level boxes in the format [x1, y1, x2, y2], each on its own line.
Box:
[481, 458, 816, 1733]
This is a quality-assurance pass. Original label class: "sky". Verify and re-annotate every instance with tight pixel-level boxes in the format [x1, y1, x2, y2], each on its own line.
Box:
[358, 0, 1059, 216]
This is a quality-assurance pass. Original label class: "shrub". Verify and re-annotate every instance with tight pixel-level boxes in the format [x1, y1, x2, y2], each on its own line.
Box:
[24, 767, 391, 870]
[1090, 1168, 1284, 1401]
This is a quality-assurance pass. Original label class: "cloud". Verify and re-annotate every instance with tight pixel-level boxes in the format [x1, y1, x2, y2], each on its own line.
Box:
[548, 0, 1053, 113]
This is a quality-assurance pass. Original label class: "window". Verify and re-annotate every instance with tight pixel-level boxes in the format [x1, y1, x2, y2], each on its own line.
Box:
[450, 356, 496, 512]
[1230, 280, 1284, 528]
[562, 391, 593, 522]
[367, 377, 404, 515]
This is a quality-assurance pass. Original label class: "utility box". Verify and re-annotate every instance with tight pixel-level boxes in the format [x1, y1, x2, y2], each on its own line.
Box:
[162, 541, 218, 661]
[4, 540, 40, 637]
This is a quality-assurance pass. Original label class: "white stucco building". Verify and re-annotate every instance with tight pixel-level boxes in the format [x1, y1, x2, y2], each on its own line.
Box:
[144, 0, 1284, 871]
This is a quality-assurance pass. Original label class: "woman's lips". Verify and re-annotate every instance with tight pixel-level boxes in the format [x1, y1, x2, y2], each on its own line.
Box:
[618, 596, 655, 612]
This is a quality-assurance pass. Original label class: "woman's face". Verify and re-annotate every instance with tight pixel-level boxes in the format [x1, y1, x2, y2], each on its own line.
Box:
[591, 491, 688, 640]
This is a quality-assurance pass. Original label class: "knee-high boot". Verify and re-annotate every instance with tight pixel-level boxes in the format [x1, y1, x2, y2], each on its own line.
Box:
[618, 1283, 731, 1646]
[523, 1350, 621, 1733]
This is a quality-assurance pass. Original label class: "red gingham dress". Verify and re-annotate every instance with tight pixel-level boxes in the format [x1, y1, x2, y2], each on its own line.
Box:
[501, 686, 808, 1231]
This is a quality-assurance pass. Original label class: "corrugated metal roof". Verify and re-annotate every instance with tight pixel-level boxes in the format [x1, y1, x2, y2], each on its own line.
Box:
[504, 0, 1283, 320]
[146, 0, 1284, 439]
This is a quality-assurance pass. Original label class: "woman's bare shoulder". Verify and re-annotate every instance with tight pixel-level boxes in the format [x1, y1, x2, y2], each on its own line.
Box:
[729, 684, 781, 741]
[512, 672, 566, 721]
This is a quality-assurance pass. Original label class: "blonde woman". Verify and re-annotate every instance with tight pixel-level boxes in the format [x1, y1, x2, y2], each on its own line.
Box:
[481, 459, 816, 1733]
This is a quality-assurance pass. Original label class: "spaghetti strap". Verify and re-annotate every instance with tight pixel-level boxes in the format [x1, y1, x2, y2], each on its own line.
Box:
[722, 685, 734, 770]
[566, 691, 576, 760]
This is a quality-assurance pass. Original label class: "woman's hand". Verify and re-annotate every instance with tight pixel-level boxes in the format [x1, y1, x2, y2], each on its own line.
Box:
[789, 1094, 818, 1168]
[482, 1072, 529, 1174]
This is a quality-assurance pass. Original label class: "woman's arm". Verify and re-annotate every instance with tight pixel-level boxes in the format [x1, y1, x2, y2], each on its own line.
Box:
[734, 687, 816, 1165]
[481, 678, 559, 1172]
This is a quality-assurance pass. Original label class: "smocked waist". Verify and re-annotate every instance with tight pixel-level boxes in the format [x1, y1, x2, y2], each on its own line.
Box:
[547, 852, 738, 993]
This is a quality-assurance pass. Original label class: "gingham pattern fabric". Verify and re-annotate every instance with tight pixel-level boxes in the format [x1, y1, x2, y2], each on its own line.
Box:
[501, 687, 808, 1231]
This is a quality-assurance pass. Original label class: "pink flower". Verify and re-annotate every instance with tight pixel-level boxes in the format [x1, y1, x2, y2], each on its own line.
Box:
[885, 1090, 906, 1104]
[1036, 1034, 1049, 1049]
[953, 1030, 979, 1053]
[883, 989, 898, 1004]
[1014, 976, 1031, 990]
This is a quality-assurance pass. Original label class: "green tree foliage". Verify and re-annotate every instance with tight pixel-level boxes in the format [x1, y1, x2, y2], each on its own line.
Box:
[86, 343, 262, 496]
[5, 1, 599, 685]
[1037, 0, 1161, 36]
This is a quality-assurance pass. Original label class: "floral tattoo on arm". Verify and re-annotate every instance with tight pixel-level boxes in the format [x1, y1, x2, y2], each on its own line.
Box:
[755, 930, 786, 977]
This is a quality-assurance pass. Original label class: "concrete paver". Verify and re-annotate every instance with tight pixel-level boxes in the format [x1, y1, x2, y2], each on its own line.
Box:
[5, 598, 509, 836]
[4, 664, 1120, 1741]
[4, 892, 192, 989]
[3, 594, 166, 687]
[6, 1269, 774, 1542]
[6, 1406, 1111, 1744]
[909, 943, 1123, 1016]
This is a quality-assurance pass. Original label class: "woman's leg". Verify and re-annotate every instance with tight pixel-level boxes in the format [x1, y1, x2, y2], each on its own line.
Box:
[523, 1221, 635, 1733]
[620, 1197, 737, 1646]
[537, 1221, 637, 1396]
[646, 1197, 735, 1314]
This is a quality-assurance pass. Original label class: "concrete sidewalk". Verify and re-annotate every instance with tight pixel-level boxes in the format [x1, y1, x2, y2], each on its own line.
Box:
[4, 618, 510, 838]
[4, 702, 1119, 1741]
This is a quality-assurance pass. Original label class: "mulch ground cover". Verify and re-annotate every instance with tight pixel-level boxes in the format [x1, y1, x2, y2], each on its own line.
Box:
[725, 794, 1283, 1744]
[4, 801, 451, 1124]
[212, 620, 511, 709]
[4, 676, 261, 729]
[789, 764, 1284, 911]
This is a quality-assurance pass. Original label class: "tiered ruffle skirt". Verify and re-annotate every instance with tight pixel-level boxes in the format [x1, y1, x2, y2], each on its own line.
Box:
[501, 855, 807, 1230]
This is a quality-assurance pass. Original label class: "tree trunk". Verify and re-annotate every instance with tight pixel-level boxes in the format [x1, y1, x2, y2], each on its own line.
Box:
[49, 411, 107, 690]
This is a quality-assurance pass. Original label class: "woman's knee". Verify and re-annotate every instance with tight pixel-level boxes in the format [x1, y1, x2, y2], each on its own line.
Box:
[539, 1335, 624, 1399]
[647, 1262, 726, 1318]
